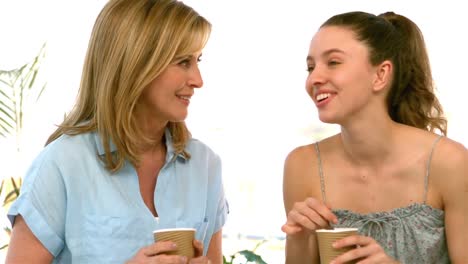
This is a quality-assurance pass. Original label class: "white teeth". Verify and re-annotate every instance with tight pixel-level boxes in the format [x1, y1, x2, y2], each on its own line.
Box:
[178, 95, 190, 100]
[316, 93, 331, 102]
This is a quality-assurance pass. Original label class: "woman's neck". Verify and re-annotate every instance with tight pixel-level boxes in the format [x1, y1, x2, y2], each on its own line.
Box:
[339, 118, 401, 167]
[135, 113, 168, 154]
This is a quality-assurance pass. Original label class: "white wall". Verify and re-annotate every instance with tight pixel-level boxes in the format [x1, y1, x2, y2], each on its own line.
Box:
[1, 0, 466, 255]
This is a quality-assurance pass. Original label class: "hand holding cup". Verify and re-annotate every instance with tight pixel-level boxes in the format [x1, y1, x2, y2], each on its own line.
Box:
[153, 228, 196, 259]
[316, 228, 359, 264]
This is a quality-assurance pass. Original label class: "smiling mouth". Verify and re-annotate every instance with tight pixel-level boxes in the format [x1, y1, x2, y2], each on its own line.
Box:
[316, 93, 331, 102]
[177, 95, 191, 100]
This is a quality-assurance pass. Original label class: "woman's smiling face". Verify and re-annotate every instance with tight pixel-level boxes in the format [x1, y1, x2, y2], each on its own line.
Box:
[137, 52, 204, 125]
[305, 26, 380, 124]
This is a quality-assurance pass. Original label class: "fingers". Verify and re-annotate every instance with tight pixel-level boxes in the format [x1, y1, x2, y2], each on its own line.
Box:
[283, 197, 337, 234]
[304, 198, 338, 225]
[333, 246, 383, 264]
[130, 242, 191, 264]
[155, 254, 189, 264]
[331, 235, 390, 264]
[143, 241, 177, 256]
[189, 256, 211, 264]
[193, 240, 204, 257]
[281, 223, 303, 234]
[333, 235, 371, 249]
[288, 209, 322, 230]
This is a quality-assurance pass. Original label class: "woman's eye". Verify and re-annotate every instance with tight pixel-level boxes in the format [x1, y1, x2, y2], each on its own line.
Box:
[178, 59, 190, 67]
[328, 60, 340, 66]
[306, 65, 315, 72]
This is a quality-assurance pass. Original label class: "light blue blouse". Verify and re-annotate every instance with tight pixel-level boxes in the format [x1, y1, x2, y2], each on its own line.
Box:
[8, 129, 228, 263]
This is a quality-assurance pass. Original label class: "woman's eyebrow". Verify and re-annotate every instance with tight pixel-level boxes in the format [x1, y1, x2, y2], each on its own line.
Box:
[307, 48, 346, 62]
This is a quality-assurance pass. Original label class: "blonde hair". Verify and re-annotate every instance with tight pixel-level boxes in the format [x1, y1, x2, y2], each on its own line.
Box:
[46, 0, 212, 172]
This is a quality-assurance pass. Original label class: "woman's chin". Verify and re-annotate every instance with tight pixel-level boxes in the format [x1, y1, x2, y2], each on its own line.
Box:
[170, 113, 188, 123]
[318, 115, 338, 124]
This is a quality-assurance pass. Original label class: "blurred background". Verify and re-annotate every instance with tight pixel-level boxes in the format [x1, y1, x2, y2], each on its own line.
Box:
[1, 0, 466, 263]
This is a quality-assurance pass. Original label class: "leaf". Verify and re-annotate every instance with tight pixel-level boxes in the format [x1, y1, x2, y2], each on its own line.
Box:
[35, 83, 47, 102]
[0, 43, 46, 142]
[222, 255, 231, 264]
[4, 190, 19, 204]
[0, 125, 12, 138]
[237, 250, 267, 264]
[0, 102, 15, 121]
[0, 69, 20, 83]
[0, 98, 16, 137]
[0, 78, 14, 88]
[10, 177, 20, 195]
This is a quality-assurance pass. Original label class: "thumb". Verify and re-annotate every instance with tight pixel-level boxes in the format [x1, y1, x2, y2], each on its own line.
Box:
[193, 239, 204, 257]
[281, 223, 302, 235]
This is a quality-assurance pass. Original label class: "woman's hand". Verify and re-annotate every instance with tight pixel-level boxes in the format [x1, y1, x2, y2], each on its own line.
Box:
[330, 235, 399, 264]
[189, 240, 211, 264]
[126, 240, 211, 264]
[281, 197, 338, 235]
[126, 241, 188, 264]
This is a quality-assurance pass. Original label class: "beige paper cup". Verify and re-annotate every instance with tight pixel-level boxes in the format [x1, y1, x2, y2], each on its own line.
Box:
[316, 228, 359, 264]
[153, 228, 195, 259]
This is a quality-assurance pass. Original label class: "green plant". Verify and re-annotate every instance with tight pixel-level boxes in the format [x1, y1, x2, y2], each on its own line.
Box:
[223, 240, 268, 264]
[0, 43, 46, 250]
[0, 43, 47, 147]
[0, 177, 22, 249]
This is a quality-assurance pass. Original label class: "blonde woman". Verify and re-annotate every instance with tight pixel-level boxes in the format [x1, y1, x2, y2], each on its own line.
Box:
[6, 0, 228, 263]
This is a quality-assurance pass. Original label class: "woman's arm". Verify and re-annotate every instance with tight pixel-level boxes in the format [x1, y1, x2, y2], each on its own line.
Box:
[206, 229, 222, 264]
[6, 215, 54, 264]
[282, 146, 321, 264]
[440, 141, 468, 263]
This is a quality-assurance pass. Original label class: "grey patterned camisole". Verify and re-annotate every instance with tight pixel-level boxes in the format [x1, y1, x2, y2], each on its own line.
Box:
[314, 136, 449, 263]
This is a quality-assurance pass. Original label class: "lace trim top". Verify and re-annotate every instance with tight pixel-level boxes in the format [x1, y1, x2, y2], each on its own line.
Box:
[314, 135, 449, 263]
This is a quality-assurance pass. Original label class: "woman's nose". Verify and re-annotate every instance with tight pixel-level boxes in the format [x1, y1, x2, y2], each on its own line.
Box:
[188, 65, 203, 88]
[306, 65, 326, 90]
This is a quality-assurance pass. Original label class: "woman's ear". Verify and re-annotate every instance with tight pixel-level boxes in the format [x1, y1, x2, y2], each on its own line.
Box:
[373, 60, 392, 92]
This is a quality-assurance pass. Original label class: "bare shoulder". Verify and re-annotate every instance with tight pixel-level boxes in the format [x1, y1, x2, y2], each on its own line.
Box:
[433, 137, 467, 172]
[285, 144, 317, 169]
[283, 143, 318, 212]
[284, 134, 339, 170]
[431, 136, 468, 198]
[283, 135, 339, 208]
[283, 143, 318, 192]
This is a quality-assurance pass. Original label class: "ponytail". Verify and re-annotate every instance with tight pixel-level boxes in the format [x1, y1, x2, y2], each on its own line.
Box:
[322, 11, 447, 135]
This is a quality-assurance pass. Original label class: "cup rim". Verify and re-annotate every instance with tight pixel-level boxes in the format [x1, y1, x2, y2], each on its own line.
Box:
[316, 227, 358, 233]
[153, 228, 196, 233]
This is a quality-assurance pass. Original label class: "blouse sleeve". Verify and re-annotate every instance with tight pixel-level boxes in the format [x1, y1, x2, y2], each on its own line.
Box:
[7, 147, 67, 257]
[211, 154, 229, 233]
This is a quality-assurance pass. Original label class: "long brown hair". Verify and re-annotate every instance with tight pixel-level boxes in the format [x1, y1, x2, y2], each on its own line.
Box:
[322, 11, 447, 135]
[46, 0, 212, 172]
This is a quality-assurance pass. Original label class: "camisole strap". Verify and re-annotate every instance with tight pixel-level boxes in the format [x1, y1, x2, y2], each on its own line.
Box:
[314, 142, 327, 204]
[423, 135, 443, 204]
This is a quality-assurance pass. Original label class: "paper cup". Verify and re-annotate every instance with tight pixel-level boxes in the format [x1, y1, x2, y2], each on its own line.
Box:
[316, 228, 359, 264]
[153, 228, 195, 259]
